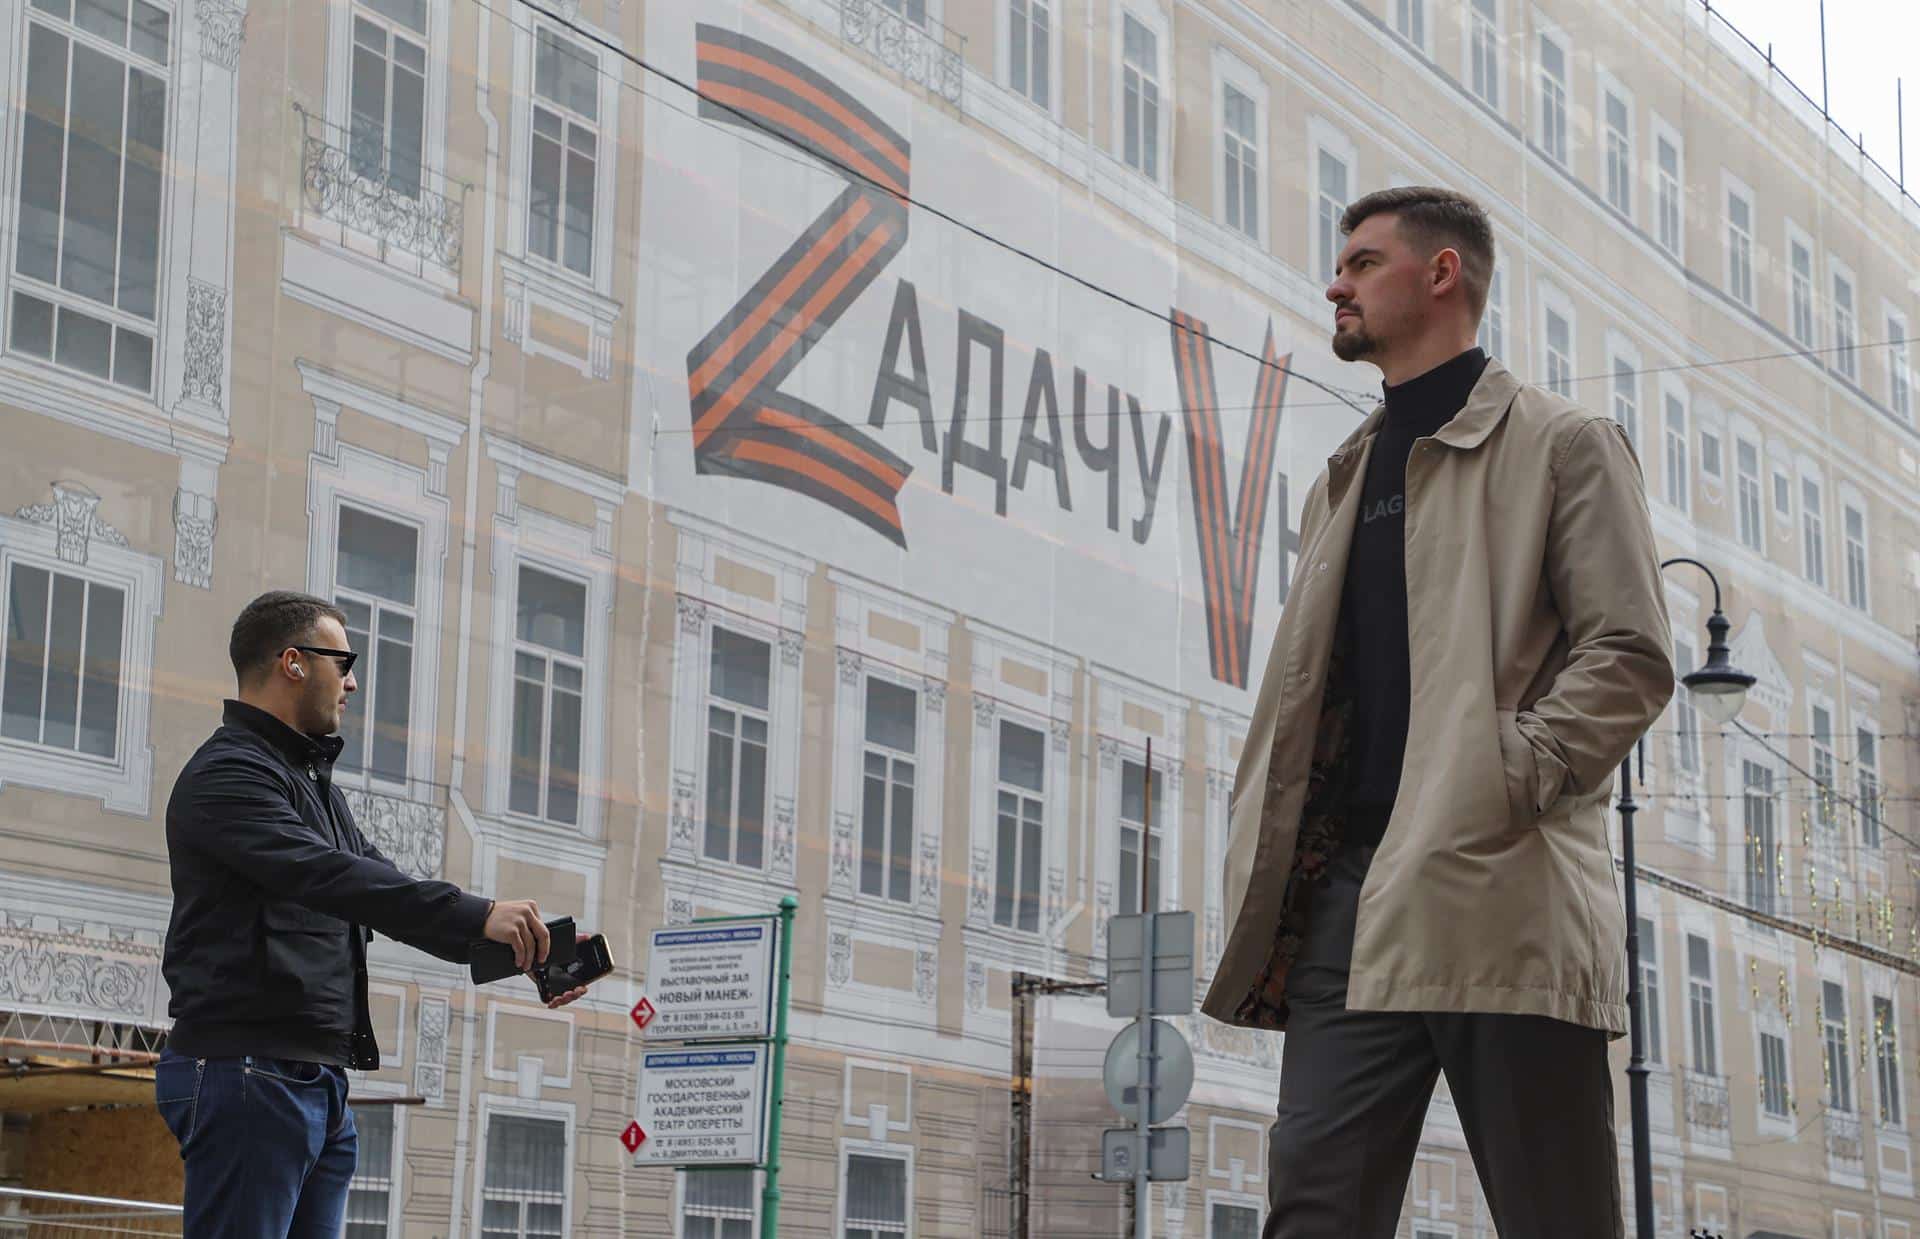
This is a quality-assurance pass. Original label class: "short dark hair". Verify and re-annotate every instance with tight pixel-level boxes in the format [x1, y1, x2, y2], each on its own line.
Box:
[1339, 186, 1495, 319]
[230, 591, 346, 686]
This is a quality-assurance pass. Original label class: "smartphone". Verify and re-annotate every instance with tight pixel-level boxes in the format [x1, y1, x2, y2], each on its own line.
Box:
[469, 916, 577, 985]
[533, 933, 615, 1003]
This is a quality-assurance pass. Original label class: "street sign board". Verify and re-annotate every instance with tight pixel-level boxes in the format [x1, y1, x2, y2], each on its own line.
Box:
[1096, 1126, 1190, 1182]
[634, 1046, 770, 1166]
[1101, 1018, 1194, 1125]
[642, 920, 777, 1041]
[1106, 911, 1195, 1017]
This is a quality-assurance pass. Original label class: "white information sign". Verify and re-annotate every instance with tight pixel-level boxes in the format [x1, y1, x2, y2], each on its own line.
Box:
[634, 1046, 769, 1166]
[642, 921, 777, 1040]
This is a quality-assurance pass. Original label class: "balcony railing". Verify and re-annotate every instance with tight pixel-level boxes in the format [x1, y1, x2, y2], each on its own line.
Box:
[295, 105, 466, 273]
[1684, 1071, 1731, 1135]
[838, 0, 965, 107]
[1827, 1109, 1866, 1166]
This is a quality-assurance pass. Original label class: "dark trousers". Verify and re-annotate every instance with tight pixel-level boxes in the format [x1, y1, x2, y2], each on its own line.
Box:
[1264, 844, 1623, 1238]
[155, 1050, 358, 1238]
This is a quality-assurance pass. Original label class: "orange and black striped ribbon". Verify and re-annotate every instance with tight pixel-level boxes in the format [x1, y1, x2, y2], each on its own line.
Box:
[1169, 312, 1291, 688]
[686, 26, 915, 545]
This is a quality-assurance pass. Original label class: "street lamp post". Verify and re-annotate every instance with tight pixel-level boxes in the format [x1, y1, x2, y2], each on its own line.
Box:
[1622, 557, 1755, 1238]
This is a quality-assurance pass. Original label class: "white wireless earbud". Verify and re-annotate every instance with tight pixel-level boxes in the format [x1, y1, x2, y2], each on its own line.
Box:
[292, 665, 306, 679]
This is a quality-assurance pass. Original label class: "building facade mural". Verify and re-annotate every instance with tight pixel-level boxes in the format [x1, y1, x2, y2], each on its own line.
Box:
[0, 0, 1916, 1235]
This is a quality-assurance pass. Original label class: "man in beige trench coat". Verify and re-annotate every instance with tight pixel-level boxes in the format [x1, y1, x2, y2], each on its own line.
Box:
[1199, 187, 1674, 1237]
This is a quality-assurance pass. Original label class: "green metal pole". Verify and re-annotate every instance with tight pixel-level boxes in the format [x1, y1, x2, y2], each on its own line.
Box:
[761, 895, 797, 1239]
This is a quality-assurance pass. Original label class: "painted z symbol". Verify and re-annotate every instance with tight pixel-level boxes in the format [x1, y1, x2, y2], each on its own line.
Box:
[687, 26, 915, 546]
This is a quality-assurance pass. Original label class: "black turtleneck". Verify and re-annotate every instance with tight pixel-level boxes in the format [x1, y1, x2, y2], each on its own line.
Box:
[1338, 346, 1489, 846]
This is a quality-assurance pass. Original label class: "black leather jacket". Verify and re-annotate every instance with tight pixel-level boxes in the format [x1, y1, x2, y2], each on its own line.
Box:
[162, 701, 490, 1068]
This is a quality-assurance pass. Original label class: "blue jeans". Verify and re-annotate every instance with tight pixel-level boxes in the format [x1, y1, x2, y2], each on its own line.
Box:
[155, 1050, 358, 1238]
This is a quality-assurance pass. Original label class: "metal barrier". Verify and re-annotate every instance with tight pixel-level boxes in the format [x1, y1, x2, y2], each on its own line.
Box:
[0, 1187, 182, 1237]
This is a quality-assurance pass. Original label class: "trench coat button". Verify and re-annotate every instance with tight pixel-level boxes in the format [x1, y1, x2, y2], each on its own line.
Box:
[1317, 561, 1328, 573]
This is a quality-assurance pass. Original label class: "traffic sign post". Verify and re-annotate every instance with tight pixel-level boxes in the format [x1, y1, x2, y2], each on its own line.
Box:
[627, 896, 797, 1239]
[1097, 1125, 1189, 1183]
[641, 921, 778, 1040]
[634, 1045, 771, 1165]
[1095, 739, 1195, 1236]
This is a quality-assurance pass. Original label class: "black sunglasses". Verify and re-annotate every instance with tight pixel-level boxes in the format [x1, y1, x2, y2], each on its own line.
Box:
[291, 645, 359, 675]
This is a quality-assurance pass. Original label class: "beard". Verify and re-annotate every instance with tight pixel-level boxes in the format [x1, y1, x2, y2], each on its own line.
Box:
[1331, 317, 1379, 362]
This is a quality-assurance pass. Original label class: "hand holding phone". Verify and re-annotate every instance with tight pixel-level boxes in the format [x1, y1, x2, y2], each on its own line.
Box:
[533, 933, 615, 1005]
[470, 916, 576, 985]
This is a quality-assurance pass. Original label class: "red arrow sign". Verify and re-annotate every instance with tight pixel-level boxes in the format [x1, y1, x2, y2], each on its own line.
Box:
[621, 1121, 646, 1154]
[630, 997, 656, 1030]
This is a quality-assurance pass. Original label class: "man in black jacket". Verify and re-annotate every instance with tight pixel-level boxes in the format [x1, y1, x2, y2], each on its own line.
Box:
[157, 591, 590, 1237]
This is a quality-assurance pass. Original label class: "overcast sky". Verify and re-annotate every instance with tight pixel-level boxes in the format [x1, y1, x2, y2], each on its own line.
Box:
[1708, 0, 1919, 197]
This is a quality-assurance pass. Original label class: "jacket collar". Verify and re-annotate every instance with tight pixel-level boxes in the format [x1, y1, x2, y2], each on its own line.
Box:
[223, 699, 345, 771]
[1326, 357, 1523, 470]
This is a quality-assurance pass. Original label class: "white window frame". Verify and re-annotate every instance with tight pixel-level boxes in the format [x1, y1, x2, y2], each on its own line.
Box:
[676, 1166, 760, 1239]
[702, 620, 777, 871]
[1461, 0, 1501, 113]
[1884, 302, 1911, 422]
[346, 1079, 408, 1238]
[1874, 989, 1904, 1130]
[828, 571, 952, 921]
[1604, 329, 1641, 452]
[1769, 456, 1793, 527]
[1731, 425, 1765, 554]
[1393, 0, 1427, 54]
[1537, 280, 1576, 399]
[999, 0, 1062, 117]
[966, 622, 1075, 946]
[319, 0, 453, 286]
[663, 513, 813, 905]
[1738, 755, 1783, 916]
[1697, 407, 1724, 486]
[1797, 462, 1826, 590]
[1824, 976, 1856, 1114]
[1475, 259, 1505, 360]
[1091, 666, 1184, 951]
[990, 712, 1051, 934]
[1659, 377, 1690, 513]
[1598, 69, 1634, 220]
[1110, 3, 1170, 190]
[1722, 172, 1756, 310]
[1535, 21, 1570, 168]
[834, 1137, 914, 1239]
[3, 0, 178, 400]
[470, 1095, 575, 1239]
[1786, 220, 1817, 351]
[483, 506, 613, 839]
[501, 10, 622, 380]
[1840, 486, 1870, 613]
[1668, 627, 1702, 788]
[0, 503, 160, 815]
[1211, 48, 1267, 249]
[1306, 117, 1356, 287]
[1685, 929, 1720, 1078]
[1855, 709, 1882, 851]
[305, 444, 450, 801]
[1204, 1191, 1265, 1238]
[1831, 258, 1860, 383]
[1650, 114, 1684, 261]
[1755, 1020, 1794, 1132]
[1809, 693, 1840, 832]
[1634, 910, 1666, 1067]
[0, 0, 247, 454]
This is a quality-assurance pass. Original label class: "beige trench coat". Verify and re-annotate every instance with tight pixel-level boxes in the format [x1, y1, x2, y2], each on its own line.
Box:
[1200, 360, 1674, 1037]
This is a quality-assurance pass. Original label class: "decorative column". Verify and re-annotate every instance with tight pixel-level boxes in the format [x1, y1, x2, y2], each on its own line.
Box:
[167, 0, 249, 590]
